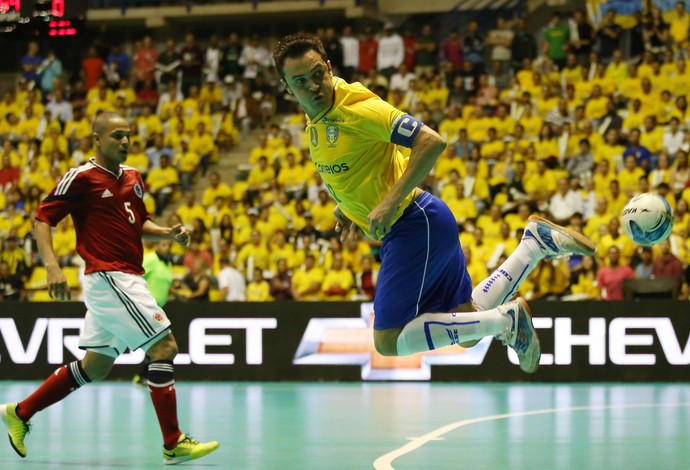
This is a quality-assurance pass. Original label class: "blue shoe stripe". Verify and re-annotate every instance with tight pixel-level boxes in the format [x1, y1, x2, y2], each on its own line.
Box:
[523, 229, 546, 251]
[535, 223, 560, 253]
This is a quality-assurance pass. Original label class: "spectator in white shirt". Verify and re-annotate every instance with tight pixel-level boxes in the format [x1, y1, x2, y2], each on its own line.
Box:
[377, 23, 404, 79]
[204, 35, 222, 83]
[339, 25, 359, 82]
[239, 35, 271, 81]
[663, 117, 685, 156]
[45, 89, 72, 124]
[389, 64, 416, 92]
[549, 177, 584, 224]
[217, 257, 247, 301]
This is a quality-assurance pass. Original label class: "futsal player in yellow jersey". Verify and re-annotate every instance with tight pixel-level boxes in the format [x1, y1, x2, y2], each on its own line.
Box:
[273, 33, 597, 373]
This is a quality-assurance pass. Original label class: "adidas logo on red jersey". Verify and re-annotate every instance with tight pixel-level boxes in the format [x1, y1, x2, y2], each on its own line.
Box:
[101, 189, 113, 198]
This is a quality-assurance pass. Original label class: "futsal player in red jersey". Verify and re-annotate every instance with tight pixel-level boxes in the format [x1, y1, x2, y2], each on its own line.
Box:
[0, 113, 219, 465]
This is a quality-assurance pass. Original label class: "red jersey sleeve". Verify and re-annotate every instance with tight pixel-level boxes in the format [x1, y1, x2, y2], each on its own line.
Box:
[35, 167, 87, 227]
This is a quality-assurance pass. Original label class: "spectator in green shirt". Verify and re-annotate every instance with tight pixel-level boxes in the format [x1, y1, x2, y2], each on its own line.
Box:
[544, 13, 570, 69]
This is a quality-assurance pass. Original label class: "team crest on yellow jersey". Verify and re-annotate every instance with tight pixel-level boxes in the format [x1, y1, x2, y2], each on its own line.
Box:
[326, 125, 339, 146]
[310, 127, 318, 146]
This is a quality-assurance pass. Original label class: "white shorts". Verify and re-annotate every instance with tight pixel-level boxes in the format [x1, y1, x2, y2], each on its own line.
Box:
[80, 271, 172, 358]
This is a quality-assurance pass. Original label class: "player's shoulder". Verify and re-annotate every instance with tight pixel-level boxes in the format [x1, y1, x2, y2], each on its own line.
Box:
[52, 161, 98, 195]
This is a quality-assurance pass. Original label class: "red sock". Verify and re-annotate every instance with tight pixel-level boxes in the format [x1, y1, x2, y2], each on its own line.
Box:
[17, 361, 90, 421]
[147, 361, 182, 450]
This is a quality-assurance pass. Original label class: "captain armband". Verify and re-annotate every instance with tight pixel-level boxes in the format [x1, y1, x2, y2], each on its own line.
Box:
[390, 114, 423, 148]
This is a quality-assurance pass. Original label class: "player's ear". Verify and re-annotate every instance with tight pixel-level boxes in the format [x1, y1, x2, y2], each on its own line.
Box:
[327, 60, 333, 76]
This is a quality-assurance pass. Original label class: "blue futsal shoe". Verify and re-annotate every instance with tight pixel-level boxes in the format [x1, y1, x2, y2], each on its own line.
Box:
[499, 298, 541, 374]
[523, 215, 596, 258]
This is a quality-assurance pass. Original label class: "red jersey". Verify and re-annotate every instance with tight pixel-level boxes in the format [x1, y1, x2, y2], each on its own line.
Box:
[35, 159, 150, 275]
[359, 39, 378, 73]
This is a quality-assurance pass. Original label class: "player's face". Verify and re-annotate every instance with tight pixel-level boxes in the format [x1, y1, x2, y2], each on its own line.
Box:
[281, 50, 334, 120]
[96, 117, 131, 167]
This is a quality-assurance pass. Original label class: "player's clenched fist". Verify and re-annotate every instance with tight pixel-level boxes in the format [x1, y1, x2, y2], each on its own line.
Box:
[170, 223, 190, 247]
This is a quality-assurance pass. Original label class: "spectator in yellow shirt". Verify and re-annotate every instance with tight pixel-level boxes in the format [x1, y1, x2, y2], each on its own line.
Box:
[311, 189, 336, 235]
[85, 87, 116, 118]
[524, 159, 557, 204]
[670, 1, 690, 50]
[592, 159, 616, 197]
[277, 152, 307, 197]
[622, 99, 645, 134]
[605, 180, 628, 219]
[236, 230, 270, 274]
[53, 219, 77, 266]
[462, 245, 488, 285]
[201, 171, 232, 207]
[246, 267, 272, 301]
[40, 126, 68, 158]
[438, 105, 464, 143]
[249, 133, 273, 164]
[146, 154, 179, 215]
[639, 116, 664, 155]
[618, 154, 647, 196]
[125, 141, 150, 177]
[466, 106, 493, 143]
[247, 156, 275, 194]
[136, 105, 163, 144]
[321, 252, 354, 301]
[176, 191, 206, 227]
[291, 253, 324, 301]
[175, 138, 200, 192]
[199, 79, 223, 105]
[584, 85, 608, 121]
[273, 132, 302, 166]
[598, 217, 636, 266]
[189, 122, 215, 176]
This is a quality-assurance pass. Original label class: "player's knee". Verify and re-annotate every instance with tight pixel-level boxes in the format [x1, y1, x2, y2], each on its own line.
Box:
[81, 361, 112, 382]
[374, 336, 399, 357]
[148, 334, 178, 361]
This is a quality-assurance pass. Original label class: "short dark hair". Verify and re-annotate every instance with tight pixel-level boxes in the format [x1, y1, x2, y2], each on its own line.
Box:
[273, 32, 329, 80]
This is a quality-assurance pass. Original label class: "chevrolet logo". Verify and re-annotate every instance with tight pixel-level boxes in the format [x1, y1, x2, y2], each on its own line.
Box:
[293, 303, 492, 380]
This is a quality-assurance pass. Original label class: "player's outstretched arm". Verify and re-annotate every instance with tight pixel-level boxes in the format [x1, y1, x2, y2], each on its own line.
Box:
[368, 125, 446, 239]
[142, 219, 190, 247]
[34, 219, 71, 301]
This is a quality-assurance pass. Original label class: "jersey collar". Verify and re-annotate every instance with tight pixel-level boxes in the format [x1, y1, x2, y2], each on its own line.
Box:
[89, 158, 123, 179]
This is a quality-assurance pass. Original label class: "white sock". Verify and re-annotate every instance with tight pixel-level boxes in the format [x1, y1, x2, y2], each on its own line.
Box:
[472, 239, 543, 311]
[396, 308, 511, 356]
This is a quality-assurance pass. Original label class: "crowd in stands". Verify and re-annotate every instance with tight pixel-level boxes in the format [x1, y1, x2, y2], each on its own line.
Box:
[3, 5, 690, 302]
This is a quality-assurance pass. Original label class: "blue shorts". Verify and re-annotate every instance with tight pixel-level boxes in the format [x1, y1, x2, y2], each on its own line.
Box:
[373, 192, 473, 330]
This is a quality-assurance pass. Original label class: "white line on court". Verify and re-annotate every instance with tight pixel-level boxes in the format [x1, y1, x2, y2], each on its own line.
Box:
[372, 402, 690, 469]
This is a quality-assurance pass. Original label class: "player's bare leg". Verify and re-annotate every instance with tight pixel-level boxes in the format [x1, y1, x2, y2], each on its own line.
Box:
[145, 333, 219, 465]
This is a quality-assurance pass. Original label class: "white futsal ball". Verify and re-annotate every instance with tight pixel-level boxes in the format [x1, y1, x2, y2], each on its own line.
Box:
[621, 193, 674, 246]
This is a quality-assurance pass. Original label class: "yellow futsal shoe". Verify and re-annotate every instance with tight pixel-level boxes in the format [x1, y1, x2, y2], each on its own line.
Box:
[0, 403, 30, 458]
[163, 433, 219, 465]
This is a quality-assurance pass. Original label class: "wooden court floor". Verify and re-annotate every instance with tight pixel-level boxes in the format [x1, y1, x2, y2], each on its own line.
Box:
[0, 382, 688, 469]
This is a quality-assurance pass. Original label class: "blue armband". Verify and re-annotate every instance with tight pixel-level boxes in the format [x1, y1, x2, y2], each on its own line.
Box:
[390, 114, 423, 148]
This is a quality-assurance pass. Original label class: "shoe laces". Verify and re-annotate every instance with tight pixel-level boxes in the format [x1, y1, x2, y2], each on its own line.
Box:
[179, 434, 200, 447]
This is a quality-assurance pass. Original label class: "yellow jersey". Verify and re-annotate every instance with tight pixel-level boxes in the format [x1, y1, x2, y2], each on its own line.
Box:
[305, 78, 417, 240]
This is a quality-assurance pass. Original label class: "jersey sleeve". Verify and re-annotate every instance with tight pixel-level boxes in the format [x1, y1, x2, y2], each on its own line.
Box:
[135, 172, 151, 222]
[35, 169, 86, 227]
[356, 98, 422, 148]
